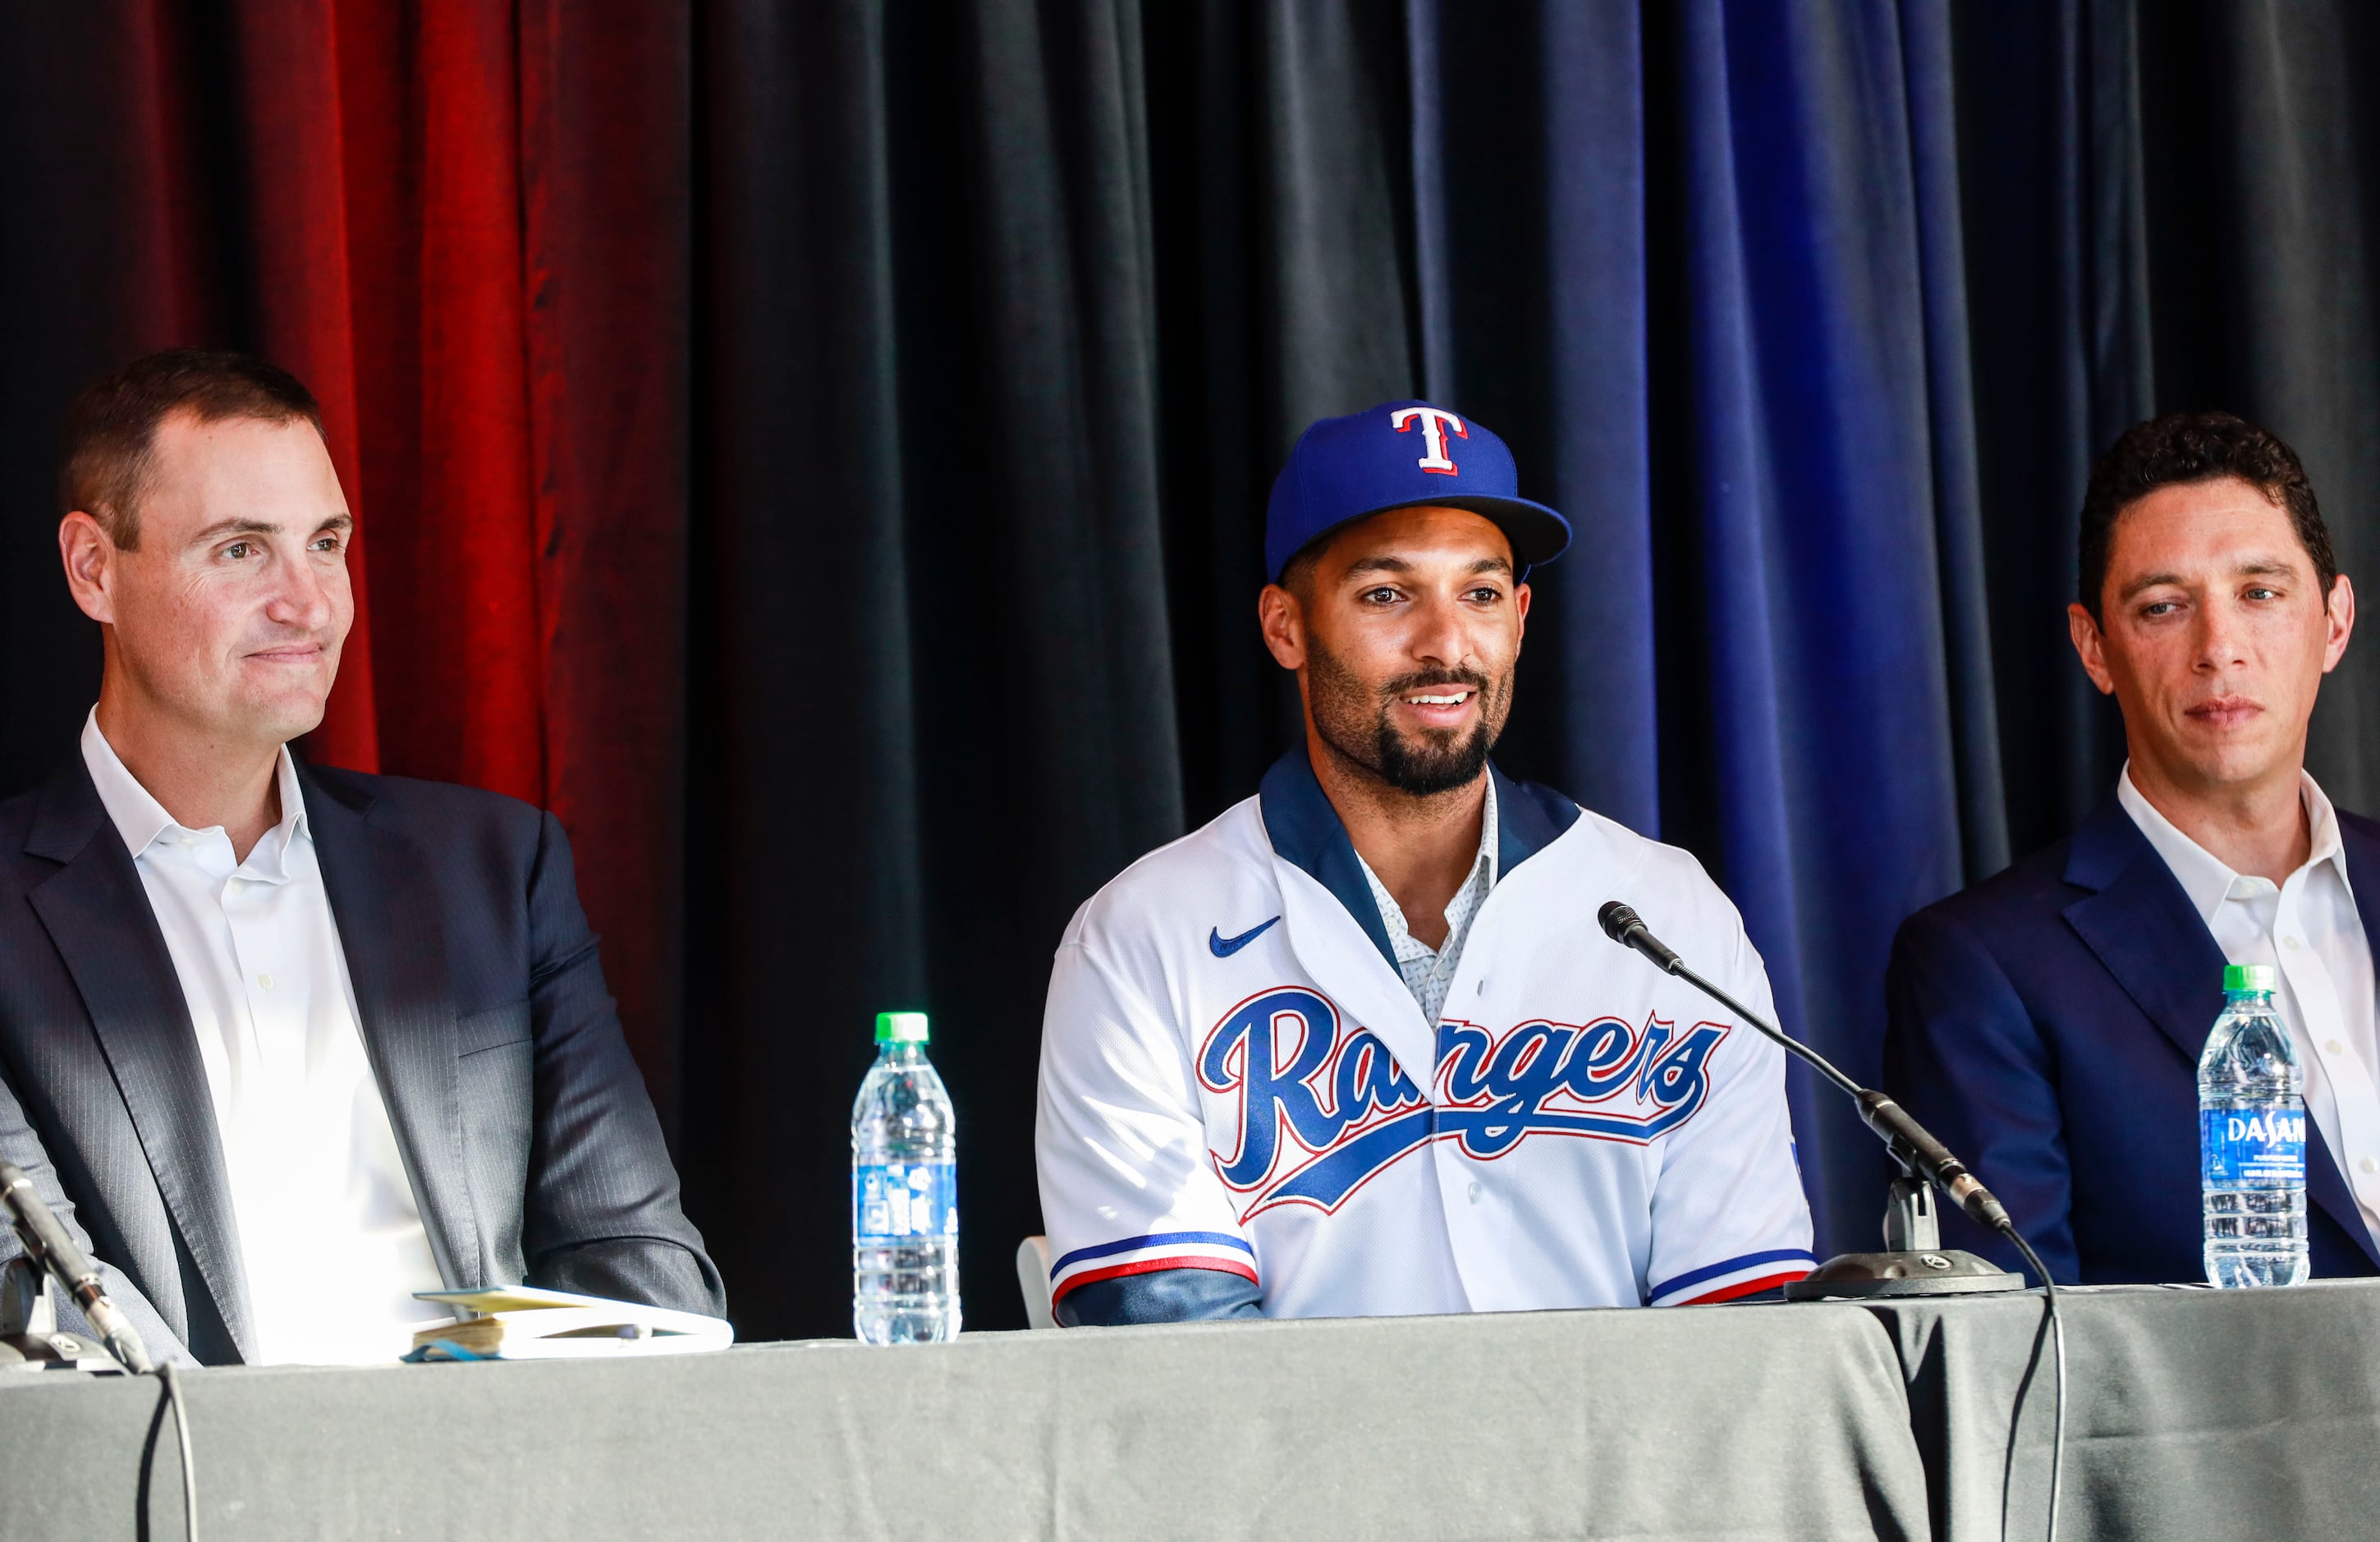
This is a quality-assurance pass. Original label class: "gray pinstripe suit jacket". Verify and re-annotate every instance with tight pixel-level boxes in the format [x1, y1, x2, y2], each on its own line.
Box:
[0, 755, 723, 1365]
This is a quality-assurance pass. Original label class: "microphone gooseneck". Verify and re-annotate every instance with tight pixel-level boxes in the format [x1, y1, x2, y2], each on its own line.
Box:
[1593, 902, 2003, 1231]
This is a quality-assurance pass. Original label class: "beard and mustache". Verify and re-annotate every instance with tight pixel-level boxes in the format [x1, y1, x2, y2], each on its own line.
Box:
[1304, 633, 1512, 796]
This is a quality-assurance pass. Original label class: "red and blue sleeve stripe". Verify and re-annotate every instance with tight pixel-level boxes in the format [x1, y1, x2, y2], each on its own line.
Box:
[1646, 1247, 1817, 1306]
[1048, 1231, 1259, 1302]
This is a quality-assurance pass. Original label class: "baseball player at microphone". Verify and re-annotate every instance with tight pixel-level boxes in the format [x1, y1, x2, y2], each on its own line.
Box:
[1034, 402, 1815, 1324]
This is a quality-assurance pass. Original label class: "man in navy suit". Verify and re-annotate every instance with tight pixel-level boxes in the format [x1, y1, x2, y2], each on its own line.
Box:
[0, 350, 722, 1364]
[1886, 411, 2378, 1284]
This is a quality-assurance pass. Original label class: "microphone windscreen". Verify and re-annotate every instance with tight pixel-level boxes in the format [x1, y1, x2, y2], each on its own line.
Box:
[1598, 902, 1639, 942]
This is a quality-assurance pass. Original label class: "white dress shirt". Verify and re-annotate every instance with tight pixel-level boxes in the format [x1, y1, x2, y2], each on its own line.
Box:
[1355, 773, 1499, 1026]
[2120, 764, 2380, 1250]
[82, 712, 445, 1363]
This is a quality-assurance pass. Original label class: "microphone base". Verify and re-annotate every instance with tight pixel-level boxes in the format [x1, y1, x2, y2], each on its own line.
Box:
[0, 1257, 130, 1372]
[1, 1330, 124, 1372]
[1784, 1249, 2024, 1300]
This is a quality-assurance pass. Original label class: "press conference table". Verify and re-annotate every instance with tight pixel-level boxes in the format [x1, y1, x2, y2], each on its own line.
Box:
[4, 1280, 2378, 1540]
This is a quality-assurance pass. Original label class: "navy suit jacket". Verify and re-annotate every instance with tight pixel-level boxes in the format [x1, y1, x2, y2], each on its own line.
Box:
[0, 754, 723, 1364]
[1883, 798, 2380, 1285]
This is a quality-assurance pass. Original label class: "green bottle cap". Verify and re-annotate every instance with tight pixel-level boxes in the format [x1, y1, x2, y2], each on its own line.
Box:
[2223, 963, 2277, 994]
[874, 1011, 931, 1044]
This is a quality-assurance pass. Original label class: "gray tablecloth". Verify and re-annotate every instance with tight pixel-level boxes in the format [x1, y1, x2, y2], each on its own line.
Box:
[0, 1303, 1925, 1540]
[1866, 1278, 2380, 1542]
[10, 1283, 2379, 1540]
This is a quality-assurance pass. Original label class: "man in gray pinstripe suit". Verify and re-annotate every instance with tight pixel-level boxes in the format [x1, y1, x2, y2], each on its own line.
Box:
[0, 349, 721, 1365]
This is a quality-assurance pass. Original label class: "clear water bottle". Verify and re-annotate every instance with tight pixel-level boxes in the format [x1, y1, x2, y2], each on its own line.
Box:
[2199, 963, 2309, 1288]
[852, 1011, 961, 1342]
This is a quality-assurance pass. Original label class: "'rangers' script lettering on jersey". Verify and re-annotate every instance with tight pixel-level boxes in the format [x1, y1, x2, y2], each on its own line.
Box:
[1200, 988, 1731, 1215]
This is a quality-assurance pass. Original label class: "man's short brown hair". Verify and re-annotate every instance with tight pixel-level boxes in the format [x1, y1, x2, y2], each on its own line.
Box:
[59, 348, 325, 549]
[2078, 410, 2337, 620]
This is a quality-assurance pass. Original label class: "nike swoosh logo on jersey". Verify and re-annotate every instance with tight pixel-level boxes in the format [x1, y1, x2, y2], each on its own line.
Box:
[1208, 917, 1282, 957]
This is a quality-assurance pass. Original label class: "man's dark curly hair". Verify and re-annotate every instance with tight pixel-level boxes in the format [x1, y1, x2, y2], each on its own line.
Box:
[2078, 411, 2337, 620]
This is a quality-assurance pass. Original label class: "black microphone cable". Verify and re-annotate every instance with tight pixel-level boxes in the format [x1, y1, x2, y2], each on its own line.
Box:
[1995, 1225, 2065, 1542]
[1595, 901, 2067, 1542]
[157, 1358, 198, 1541]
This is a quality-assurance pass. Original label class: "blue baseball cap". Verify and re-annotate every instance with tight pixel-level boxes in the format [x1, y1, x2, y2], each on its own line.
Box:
[1264, 400, 1571, 581]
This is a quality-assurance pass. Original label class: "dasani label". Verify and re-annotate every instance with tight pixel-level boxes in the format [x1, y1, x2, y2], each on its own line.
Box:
[2201, 1106, 2307, 1187]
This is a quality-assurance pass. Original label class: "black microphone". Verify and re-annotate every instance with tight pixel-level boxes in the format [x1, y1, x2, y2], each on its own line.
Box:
[0, 1159, 153, 1373]
[1597, 902, 1682, 974]
[1595, 900, 2012, 1236]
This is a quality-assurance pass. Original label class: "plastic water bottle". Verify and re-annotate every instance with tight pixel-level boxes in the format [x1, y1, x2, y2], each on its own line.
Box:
[852, 1011, 961, 1342]
[2199, 963, 2310, 1288]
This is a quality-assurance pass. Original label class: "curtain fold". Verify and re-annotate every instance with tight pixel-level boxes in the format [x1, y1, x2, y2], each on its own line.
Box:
[1900, 2, 2008, 887]
[517, 0, 694, 1117]
[1953, 0, 2148, 855]
[688, 0, 926, 1318]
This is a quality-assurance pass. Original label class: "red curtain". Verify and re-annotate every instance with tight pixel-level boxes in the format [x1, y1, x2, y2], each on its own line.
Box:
[89, 0, 694, 1114]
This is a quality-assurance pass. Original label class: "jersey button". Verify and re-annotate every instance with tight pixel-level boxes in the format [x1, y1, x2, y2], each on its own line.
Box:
[1466, 1181, 1481, 1205]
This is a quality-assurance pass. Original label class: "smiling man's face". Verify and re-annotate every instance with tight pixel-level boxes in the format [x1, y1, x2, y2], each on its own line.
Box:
[2069, 475, 2352, 801]
[85, 410, 355, 750]
[1263, 503, 1529, 798]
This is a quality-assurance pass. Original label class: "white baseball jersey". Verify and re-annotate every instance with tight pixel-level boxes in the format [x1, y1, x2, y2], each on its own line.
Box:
[1034, 752, 1815, 1320]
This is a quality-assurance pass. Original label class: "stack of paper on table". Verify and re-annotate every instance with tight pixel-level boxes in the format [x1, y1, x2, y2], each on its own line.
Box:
[407, 1285, 732, 1361]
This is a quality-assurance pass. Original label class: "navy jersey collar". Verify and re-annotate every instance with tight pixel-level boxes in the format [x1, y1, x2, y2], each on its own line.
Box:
[1256, 747, 1580, 970]
[1494, 759, 1581, 872]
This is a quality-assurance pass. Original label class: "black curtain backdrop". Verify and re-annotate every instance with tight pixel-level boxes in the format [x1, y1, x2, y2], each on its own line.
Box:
[4, 2, 2380, 1341]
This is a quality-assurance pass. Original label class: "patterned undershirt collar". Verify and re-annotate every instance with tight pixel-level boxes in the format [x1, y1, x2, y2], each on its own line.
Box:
[1353, 774, 1500, 1026]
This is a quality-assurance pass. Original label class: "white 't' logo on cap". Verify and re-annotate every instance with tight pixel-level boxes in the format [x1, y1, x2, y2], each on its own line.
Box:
[1390, 406, 1467, 475]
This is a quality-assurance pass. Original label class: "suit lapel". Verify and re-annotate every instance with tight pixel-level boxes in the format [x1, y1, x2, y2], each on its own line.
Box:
[2066, 800, 2377, 1268]
[300, 766, 482, 1289]
[23, 760, 255, 1360]
[2061, 803, 2228, 1071]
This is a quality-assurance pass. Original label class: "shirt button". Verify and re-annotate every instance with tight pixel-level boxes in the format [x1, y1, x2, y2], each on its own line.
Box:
[2285, 936, 2302, 951]
[2329, 1040, 2347, 1057]
[257, 974, 274, 991]
[1475, 978, 1487, 997]
[2363, 1157, 2379, 1177]
[1467, 1181, 1481, 1205]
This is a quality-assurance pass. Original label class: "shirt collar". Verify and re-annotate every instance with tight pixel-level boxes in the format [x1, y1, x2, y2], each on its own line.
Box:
[1259, 746, 1513, 973]
[80, 709, 310, 879]
[1466, 773, 1501, 893]
[1356, 773, 1499, 953]
[2116, 760, 2346, 923]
